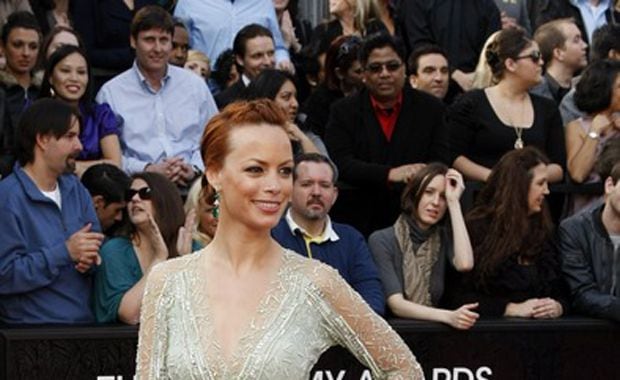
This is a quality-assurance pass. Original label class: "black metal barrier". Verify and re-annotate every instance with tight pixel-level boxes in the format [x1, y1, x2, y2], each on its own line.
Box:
[1, 317, 618, 380]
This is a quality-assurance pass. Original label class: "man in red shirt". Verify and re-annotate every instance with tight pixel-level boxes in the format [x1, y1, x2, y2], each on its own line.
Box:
[325, 33, 450, 236]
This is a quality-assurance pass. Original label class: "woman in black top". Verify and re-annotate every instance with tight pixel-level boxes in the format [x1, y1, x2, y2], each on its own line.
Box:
[444, 147, 569, 318]
[309, 0, 386, 51]
[303, 35, 363, 138]
[447, 27, 565, 183]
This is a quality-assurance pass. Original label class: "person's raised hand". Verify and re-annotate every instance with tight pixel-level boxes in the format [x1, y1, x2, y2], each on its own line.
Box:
[177, 208, 196, 256]
[445, 168, 465, 204]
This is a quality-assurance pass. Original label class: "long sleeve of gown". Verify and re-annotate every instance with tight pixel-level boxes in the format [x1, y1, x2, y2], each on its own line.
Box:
[135, 263, 169, 380]
[311, 264, 424, 379]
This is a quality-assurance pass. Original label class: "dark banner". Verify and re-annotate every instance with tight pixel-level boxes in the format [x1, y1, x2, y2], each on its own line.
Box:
[1, 317, 618, 380]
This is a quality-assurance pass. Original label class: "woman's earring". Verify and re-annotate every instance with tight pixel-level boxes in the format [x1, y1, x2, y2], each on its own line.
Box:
[212, 191, 220, 218]
[50, 87, 55, 97]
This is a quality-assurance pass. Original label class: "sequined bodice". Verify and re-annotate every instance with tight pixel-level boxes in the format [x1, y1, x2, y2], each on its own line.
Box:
[136, 249, 423, 379]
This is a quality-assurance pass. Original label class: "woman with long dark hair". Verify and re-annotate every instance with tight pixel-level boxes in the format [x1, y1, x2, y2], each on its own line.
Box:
[369, 163, 478, 329]
[303, 35, 363, 138]
[565, 60, 620, 213]
[244, 68, 326, 156]
[93, 172, 195, 324]
[40, 44, 121, 176]
[444, 147, 569, 318]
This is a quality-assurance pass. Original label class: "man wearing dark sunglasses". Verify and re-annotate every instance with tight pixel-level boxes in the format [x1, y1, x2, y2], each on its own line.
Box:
[325, 33, 451, 237]
[0, 99, 104, 324]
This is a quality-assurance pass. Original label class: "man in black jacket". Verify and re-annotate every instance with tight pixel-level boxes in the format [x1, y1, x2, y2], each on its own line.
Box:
[397, 0, 500, 92]
[560, 162, 620, 322]
[324, 33, 450, 237]
[215, 24, 276, 109]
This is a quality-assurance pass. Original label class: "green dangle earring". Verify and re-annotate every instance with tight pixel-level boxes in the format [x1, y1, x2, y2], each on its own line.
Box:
[212, 191, 220, 218]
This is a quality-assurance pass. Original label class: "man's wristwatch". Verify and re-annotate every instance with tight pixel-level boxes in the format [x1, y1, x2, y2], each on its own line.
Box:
[587, 130, 600, 140]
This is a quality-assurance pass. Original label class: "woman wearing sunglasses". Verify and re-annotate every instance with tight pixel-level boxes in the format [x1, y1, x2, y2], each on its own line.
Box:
[93, 172, 196, 324]
[304, 35, 364, 138]
[447, 28, 565, 184]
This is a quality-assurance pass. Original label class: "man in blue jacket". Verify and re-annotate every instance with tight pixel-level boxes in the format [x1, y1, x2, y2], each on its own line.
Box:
[271, 153, 385, 315]
[0, 99, 104, 324]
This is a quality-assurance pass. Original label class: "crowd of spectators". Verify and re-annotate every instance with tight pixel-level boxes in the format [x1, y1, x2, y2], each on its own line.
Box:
[0, 0, 620, 333]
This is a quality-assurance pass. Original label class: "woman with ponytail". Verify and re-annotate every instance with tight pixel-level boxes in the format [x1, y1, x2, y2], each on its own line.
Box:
[447, 28, 565, 184]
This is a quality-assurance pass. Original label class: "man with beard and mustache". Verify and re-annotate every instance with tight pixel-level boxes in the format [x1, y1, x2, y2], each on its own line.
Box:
[0, 99, 103, 324]
[271, 153, 385, 315]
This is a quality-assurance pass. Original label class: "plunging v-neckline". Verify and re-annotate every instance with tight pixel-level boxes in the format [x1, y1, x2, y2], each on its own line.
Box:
[197, 251, 290, 376]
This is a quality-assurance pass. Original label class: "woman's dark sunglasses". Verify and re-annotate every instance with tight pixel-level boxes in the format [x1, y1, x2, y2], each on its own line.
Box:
[125, 187, 152, 201]
[515, 50, 542, 63]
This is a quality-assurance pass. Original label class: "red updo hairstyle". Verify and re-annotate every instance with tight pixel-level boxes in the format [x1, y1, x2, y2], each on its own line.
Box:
[200, 99, 290, 173]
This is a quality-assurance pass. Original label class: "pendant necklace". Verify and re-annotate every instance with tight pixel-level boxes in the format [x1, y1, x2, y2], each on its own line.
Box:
[514, 127, 524, 149]
[506, 94, 527, 150]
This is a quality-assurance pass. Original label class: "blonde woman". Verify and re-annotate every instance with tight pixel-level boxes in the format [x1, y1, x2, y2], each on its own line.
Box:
[184, 178, 219, 248]
[471, 31, 500, 89]
[184, 49, 211, 81]
[309, 0, 386, 50]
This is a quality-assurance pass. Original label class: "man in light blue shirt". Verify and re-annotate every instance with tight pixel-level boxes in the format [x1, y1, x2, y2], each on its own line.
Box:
[570, 0, 612, 43]
[97, 5, 218, 186]
[174, 0, 292, 72]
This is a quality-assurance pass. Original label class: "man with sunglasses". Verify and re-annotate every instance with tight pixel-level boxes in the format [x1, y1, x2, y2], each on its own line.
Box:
[0, 99, 103, 324]
[325, 33, 450, 237]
